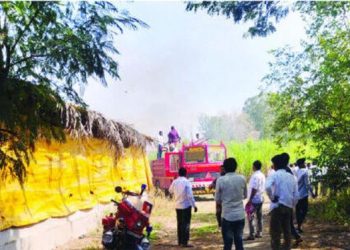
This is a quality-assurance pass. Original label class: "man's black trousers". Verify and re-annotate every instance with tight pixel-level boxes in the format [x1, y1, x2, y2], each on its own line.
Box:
[176, 206, 192, 246]
[296, 196, 309, 228]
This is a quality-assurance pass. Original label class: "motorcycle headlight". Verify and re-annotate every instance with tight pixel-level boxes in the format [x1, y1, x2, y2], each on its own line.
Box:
[136, 221, 142, 228]
[140, 238, 150, 250]
[102, 231, 114, 245]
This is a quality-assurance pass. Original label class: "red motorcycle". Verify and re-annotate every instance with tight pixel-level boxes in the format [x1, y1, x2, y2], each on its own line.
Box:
[101, 184, 153, 250]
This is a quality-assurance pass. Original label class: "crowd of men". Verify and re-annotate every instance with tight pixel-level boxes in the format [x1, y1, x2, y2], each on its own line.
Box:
[169, 153, 316, 250]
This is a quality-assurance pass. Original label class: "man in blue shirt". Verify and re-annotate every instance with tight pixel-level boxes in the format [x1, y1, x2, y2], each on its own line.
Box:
[295, 158, 314, 233]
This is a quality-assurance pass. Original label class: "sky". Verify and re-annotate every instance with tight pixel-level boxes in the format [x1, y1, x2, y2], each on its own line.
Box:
[83, 1, 306, 138]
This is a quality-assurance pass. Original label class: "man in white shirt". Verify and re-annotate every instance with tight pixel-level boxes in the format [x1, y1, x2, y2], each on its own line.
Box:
[157, 130, 164, 159]
[216, 158, 247, 250]
[169, 167, 198, 247]
[290, 163, 299, 177]
[267, 164, 276, 178]
[266, 154, 298, 250]
[246, 160, 266, 240]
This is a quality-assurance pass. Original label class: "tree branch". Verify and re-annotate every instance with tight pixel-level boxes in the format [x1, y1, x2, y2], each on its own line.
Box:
[9, 4, 44, 55]
[9, 54, 46, 68]
[6, 3, 45, 75]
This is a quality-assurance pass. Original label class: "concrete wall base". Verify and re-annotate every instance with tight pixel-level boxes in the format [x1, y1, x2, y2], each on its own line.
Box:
[0, 204, 112, 250]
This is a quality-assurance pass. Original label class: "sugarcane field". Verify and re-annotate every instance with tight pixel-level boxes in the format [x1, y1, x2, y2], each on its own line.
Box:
[0, 1, 350, 250]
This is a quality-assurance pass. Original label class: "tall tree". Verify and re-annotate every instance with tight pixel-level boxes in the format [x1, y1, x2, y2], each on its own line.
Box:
[0, 1, 146, 182]
[264, 2, 350, 191]
[188, 1, 350, 190]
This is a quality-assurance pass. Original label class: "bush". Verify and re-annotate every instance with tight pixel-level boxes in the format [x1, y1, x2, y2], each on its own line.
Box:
[309, 190, 350, 225]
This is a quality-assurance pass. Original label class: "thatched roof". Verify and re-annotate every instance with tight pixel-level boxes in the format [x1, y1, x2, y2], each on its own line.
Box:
[62, 104, 153, 155]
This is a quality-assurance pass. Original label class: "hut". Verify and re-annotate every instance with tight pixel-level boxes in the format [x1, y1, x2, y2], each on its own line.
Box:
[0, 105, 153, 249]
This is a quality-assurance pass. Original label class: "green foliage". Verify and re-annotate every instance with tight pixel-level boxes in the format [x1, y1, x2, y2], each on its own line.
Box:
[0, 79, 64, 182]
[0, 1, 146, 182]
[309, 190, 350, 225]
[148, 151, 157, 161]
[186, 1, 289, 37]
[264, 2, 350, 192]
[186, 1, 350, 39]
[192, 212, 217, 224]
[149, 222, 161, 242]
[192, 225, 218, 237]
[0, 1, 146, 101]
[227, 139, 317, 177]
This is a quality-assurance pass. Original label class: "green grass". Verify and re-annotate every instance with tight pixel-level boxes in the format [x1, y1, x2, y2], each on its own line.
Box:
[192, 212, 217, 224]
[192, 225, 219, 237]
[149, 222, 162, 241]
[226, 139, 318, 177]
[148, 151, 157, 161]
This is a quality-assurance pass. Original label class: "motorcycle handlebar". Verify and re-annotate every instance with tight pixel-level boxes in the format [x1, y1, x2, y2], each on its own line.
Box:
[111, 199, 119, 205]
[124, 191, 139, 196]
[140, 184, 147, 196]
[114, 185, 147, 197]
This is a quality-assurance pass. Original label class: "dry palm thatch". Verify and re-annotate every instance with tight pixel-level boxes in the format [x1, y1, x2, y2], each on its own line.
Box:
[62, 104, 153, 157]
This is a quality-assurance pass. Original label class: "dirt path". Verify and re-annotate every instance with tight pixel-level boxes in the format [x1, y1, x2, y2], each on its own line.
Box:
[152, 195, 270, 250]
[153, 196, 350, 250]
[58, 195, 350, 250]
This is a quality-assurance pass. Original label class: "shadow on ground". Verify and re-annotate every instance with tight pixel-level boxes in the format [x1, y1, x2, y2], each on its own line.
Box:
[194, 195, 215, 202]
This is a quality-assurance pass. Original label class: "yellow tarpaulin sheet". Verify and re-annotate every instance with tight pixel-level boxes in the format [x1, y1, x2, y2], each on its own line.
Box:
[0, 138, 152, 231]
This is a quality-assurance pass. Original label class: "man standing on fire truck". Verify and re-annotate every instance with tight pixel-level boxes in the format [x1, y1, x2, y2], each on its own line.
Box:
[169, 167, 198, 248]
[168, 126, 181, 151]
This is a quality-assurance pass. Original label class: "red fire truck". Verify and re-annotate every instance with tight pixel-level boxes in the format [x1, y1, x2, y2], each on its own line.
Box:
[151, 142, 227, 194]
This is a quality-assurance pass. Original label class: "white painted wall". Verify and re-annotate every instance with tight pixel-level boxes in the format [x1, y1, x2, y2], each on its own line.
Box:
[0, 204, 112, 250]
